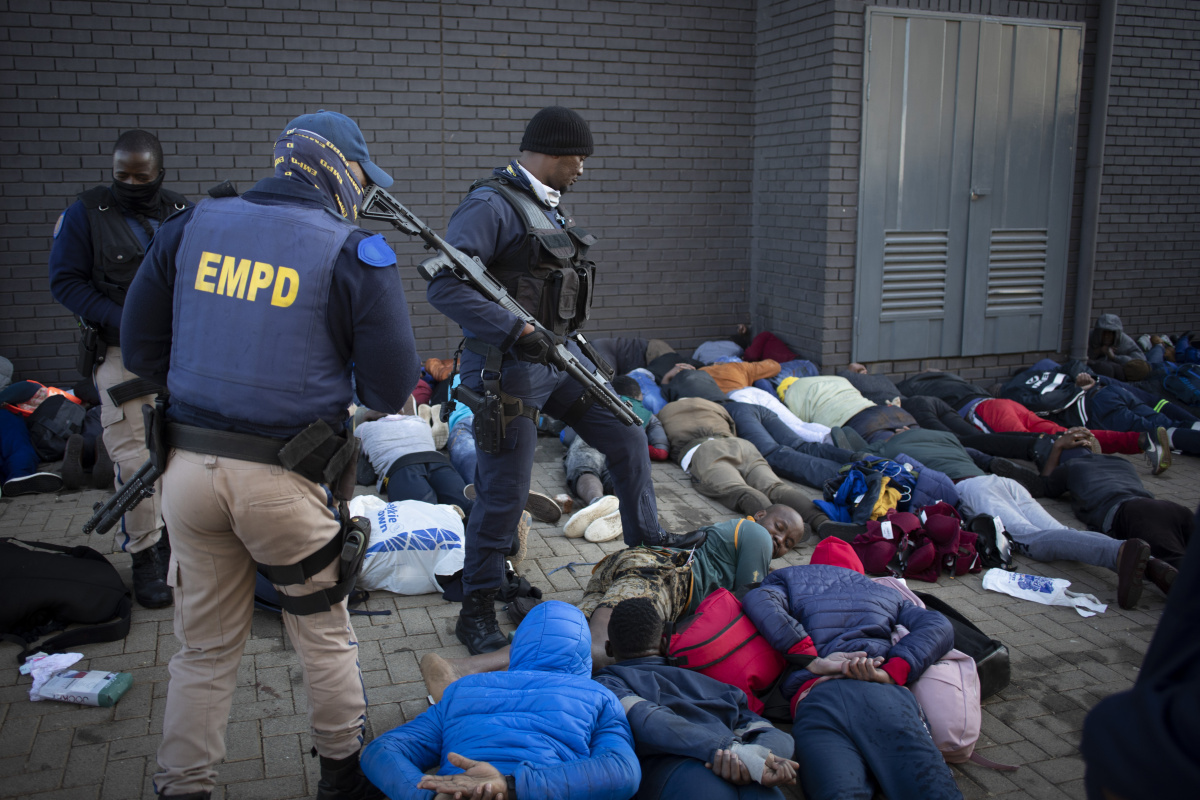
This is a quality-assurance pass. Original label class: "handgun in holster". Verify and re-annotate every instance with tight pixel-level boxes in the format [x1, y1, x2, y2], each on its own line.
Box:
[75, 317, 106, 376]
[454, 383, 505, 455]
[143, 395, 170, 471]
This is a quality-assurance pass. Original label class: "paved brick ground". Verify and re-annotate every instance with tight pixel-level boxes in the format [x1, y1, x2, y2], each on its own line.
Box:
[2, 438, 1196, 800]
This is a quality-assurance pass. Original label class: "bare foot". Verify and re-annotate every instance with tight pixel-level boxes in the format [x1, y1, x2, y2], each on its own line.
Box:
[420, 653, 463, 703]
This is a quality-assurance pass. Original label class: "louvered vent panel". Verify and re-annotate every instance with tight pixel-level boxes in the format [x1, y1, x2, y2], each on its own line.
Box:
[987, 229, 1048, 312]
[881, 231, 949, 316]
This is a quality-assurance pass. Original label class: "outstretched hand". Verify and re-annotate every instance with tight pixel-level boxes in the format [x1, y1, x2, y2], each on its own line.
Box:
[418, 753, 507, 800]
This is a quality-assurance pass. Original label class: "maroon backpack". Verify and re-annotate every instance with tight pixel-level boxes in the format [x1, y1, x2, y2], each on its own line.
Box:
[851, 503, 981, 583]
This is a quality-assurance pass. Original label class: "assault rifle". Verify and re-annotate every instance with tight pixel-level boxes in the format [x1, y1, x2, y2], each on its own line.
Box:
[360, 185, 639, 428]
[83, 460, 161, 536]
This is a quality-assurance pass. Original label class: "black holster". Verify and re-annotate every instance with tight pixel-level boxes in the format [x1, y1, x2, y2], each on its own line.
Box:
[76, 319, 105, 376]
[456, 383, 505, 455]
[142, 395, 170, 472]
[277, 420, 360, 501]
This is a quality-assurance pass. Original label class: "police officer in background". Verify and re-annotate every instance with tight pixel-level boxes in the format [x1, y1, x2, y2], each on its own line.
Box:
[122, 111, 419, 800]
[428, 106, 693, 655]
[48, 129, 191, 609]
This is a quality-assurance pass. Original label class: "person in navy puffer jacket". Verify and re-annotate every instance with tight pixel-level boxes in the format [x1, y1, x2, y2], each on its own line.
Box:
[360, 600, 640, 800]
[743, 538, 962, 800]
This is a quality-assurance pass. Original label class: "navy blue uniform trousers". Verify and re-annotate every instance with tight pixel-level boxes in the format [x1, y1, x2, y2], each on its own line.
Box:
[459, 346, 660, 595]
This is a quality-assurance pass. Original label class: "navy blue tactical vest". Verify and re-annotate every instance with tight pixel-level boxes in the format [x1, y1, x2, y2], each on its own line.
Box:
[470, 176, 598, 336]
[167, 196, 355, 430]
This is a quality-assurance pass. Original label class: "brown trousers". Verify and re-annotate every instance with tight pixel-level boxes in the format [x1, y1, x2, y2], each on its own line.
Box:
[689, 437, 811, 516]
[96, 346, 161, 552]
[155, 449, 365, 796]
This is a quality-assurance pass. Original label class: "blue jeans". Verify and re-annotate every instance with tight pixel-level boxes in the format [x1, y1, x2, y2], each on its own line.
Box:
[0, 409, 38, 484]
[793, 680, 962, 800]
[637, 756, 784, 800]
[384, 459, 472, 514]
[459, 347, 662, 594]
[957, 475, 1121, 569]
[726, 402, 853, 489]
[447, 417, 477, 484]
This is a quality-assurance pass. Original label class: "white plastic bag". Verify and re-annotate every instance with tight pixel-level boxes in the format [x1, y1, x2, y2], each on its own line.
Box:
[348, 498, 465, 595]
[981, 568, 1107, 617]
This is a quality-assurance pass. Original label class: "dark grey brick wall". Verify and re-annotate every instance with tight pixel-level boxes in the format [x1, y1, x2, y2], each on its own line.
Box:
[0, 0, 755, 386]
[750, 0, 1098, 378]
[1092, 0, 1200, 337]
[3, 0, 1195, 390]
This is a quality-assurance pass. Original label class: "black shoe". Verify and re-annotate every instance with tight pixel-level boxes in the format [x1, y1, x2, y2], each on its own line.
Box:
[92, 439, 115, 490]
[315, 751, 385, 800]
[455, 589, 509, 655]
[989, 457, 1045, 498]
[3, 472, 64, 497]
[1116, 538, 1151, 610]
[817, 520, 867, 542]
[62, 434, 86, 490]
[131, 545, 174, 609]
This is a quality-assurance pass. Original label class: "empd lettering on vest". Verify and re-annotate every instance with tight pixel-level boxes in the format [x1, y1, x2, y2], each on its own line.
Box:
[193, 251, 300, 307]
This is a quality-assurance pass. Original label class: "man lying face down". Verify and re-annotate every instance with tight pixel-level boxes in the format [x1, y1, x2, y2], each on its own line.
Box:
[596, 597, 800, 800]
[360, 601, 640, 800]
[743, 538, 963, 800]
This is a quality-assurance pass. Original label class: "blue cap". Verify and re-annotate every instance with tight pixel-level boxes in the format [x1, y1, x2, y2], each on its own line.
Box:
[281, 109, 393, 188]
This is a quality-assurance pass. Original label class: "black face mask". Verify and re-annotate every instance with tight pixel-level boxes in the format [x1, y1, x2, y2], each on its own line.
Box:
[110, 171, 165, 216]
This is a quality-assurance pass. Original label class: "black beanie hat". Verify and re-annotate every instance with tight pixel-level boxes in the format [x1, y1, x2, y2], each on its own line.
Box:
[520, 106, 594, 156]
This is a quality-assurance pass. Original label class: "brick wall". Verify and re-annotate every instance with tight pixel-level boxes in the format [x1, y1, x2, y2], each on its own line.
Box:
[1092, 0, 1200, 337]
[752, 0, 1098, 380]
[3, 0, 1195, 390]
[0, 0, 756, 386]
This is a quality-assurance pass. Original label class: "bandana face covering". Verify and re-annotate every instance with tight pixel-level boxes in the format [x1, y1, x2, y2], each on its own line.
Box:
[110, 170, 166, 217]
[274, 128, 364, 221]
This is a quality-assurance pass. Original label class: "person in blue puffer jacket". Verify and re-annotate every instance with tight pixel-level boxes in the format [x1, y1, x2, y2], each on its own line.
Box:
[743, 538, 962, 800]
[360, 600, 640, 800]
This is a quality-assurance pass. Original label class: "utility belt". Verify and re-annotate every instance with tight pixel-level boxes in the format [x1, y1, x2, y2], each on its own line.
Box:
[144, 401, 369, 616]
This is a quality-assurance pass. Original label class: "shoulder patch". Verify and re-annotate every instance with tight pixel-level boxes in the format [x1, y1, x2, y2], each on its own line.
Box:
[53, 213, 64, 239]
[357, 234, 396, 267]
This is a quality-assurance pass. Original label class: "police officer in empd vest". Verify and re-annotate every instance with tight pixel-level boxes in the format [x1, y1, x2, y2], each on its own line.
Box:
[121, 111, 419, 800]
[48, 129, 191, 609]
[428, 106, 693, 655]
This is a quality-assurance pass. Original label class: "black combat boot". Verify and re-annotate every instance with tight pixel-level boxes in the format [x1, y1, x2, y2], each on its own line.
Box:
[455, 588, 509, 654]
[315, 751, 385, 800]
[131, 541, 173, 609]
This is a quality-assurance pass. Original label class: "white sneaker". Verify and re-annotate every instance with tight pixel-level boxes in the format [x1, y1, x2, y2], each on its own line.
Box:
[565, 495, 619, 538]
[429, 404, 449, 450]
[584, 509, 624, 543]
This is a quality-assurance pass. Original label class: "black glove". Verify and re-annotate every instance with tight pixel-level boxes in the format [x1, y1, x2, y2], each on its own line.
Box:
[512, 328, 558, 364]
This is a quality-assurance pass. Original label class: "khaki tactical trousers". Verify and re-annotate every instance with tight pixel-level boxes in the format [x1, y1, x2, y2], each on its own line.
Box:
[154, 449, 366, 796]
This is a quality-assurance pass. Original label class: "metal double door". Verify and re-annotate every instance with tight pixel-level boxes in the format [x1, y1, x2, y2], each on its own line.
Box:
[854, 9, 1084, 361]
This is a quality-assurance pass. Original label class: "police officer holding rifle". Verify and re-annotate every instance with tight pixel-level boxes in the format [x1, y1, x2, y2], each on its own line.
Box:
[412, 106, 694, 654]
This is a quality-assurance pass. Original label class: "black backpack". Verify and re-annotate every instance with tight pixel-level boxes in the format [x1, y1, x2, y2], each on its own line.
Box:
[915, 591, 1011, 700]
[26, 394, 87, 461]
[0, 539, 132, 664]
